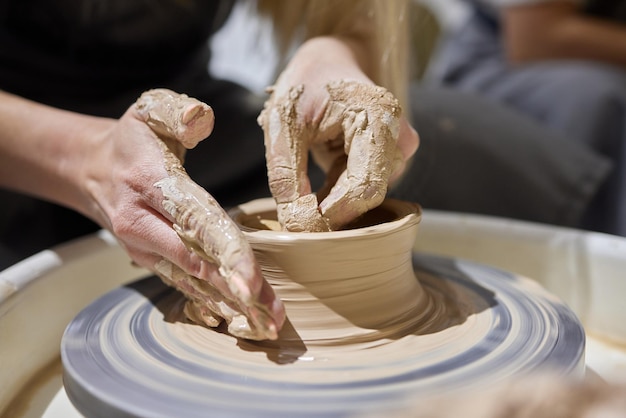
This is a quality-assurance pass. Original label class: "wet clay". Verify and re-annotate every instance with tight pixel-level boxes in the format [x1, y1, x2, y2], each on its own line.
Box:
[258, 80, 405, 232]
[136, 89, 279, 341]
[232, 198, 432, 345]
[137, 82, 408, 341]
[61, 198, 586, 416]
[135, 89, 214, 150]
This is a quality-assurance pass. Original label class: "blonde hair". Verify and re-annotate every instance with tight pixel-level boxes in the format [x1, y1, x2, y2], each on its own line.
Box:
[256, 0, 410, 109]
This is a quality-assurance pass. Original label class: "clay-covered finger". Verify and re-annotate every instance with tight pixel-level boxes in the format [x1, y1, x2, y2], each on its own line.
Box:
[276, 194, 330, 232]
[133, 89, 284, 340]
[135, 88, 215, 149]
[318, 81, 402, 230]
[258, 85, 325, 231]
[154, 259, 276, 340]
[154, 174, 285, 340]
[116, 192, 258, 319]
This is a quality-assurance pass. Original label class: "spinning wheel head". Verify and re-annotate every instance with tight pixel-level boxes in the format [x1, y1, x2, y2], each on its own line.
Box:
[61, 252, 585, 418]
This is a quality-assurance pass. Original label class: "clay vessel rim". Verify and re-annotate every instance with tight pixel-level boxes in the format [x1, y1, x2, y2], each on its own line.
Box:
[229, 197, 421, 241]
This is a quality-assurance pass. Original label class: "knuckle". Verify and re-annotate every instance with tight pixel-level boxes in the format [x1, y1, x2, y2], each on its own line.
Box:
[109, 204, 146, 240]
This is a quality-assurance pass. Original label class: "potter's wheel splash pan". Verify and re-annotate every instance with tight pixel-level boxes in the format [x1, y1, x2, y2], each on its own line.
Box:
[61, 253, 585, 418]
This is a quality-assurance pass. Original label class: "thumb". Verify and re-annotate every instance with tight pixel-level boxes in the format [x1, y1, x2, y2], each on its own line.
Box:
[134, 88, 215, 150]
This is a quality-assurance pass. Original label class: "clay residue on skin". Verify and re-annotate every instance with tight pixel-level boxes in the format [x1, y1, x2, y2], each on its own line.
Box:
[136, 89, 278, 341]
[62, 198, 586, 418]
[318, 81, 403, 230]
[153, 157, 277, 341]
[257, 80, 404, 232]
[276, 194, 330, 232]
[260, 85, 321, 231]
[136, 88, 214, 150]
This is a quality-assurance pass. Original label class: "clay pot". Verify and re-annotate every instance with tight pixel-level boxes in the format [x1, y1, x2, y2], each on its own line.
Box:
[229, 198, 430, 345]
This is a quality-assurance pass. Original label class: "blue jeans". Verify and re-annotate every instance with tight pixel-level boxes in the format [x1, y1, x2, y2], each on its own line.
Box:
[429, 12, 626, 236]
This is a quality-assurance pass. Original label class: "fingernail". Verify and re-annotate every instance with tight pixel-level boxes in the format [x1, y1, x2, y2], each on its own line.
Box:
[266, 322, 278, 340]
[182, 105, 200, 125]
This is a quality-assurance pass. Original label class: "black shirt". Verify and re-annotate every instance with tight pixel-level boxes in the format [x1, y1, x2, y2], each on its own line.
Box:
[0, 0, 234, 116]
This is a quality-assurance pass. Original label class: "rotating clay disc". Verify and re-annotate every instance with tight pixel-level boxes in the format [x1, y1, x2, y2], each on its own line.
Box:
[61, 253, 585, 418]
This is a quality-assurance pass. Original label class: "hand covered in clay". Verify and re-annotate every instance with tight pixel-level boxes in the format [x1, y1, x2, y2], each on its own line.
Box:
[85, 89, 285, 340]
[257, 42, 419, 232]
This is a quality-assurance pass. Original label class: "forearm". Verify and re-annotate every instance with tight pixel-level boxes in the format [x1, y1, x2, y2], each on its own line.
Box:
[325, 0, 410, 109]
[275, 36, 372, 96]
[261, 0, 409, 107]
[0, 90, 112, 215]
[301, 2, 380, 84]
[504, 3, 626, 67]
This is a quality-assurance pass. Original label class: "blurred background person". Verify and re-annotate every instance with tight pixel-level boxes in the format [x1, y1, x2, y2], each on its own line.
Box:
[425, 0, 626, 236]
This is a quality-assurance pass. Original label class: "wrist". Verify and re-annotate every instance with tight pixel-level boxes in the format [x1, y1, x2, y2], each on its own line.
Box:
[280, 36, 373, 89]
[0, 91, 115, 217]
[62, 115, 116, 219]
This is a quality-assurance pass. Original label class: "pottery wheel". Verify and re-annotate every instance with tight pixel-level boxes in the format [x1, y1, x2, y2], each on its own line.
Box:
[61, 253, 585, 418]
